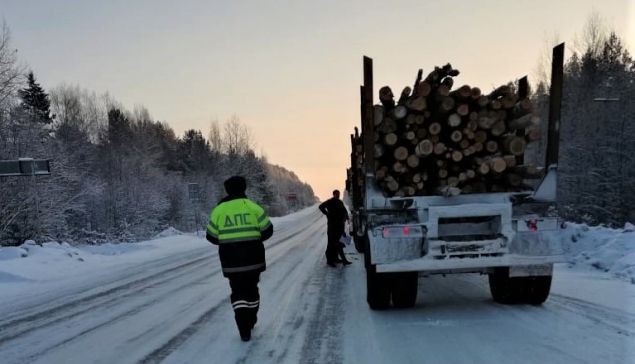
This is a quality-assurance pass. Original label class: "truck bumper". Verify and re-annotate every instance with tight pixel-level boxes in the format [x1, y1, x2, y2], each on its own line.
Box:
[375, 254, 565, 273]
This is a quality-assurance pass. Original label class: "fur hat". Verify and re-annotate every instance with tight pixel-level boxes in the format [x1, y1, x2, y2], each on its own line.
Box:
[224, 176, 247, 196]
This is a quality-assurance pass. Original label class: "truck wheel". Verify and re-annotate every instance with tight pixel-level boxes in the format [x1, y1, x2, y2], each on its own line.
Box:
[391, 272, 418, 308]
[524, 276, 552, 305]
[488, 267, 519, 304]
[366, 270, 391, 310]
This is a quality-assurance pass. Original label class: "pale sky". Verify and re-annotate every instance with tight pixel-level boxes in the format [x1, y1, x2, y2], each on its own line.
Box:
[1, 0, 633, 201]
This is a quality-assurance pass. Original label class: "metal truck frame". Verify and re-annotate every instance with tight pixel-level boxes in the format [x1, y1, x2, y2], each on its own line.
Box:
[349, 44, 567, 310]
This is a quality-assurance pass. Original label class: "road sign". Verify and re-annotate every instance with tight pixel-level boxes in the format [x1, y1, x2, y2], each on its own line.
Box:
[0, 159, 50, 177]
[188, 183, 200, 203]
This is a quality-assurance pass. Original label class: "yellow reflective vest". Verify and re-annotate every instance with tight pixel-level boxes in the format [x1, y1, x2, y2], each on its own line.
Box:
[207, 198, 272, 275]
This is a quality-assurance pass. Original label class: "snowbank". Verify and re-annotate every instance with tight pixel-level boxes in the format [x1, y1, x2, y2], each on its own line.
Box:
[557, 222, 635, 282]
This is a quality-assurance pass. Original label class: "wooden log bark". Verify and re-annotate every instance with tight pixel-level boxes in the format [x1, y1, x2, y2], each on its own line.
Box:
[379, 86, 395, 109]
[508, 114, 540, 130]
[373, 105, 385, 126]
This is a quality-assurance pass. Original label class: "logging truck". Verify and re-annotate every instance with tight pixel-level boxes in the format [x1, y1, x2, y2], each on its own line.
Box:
[346, 45, 567, 310]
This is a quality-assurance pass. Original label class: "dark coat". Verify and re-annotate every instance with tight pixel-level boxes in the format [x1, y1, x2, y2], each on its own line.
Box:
[319, 197, 348, 235]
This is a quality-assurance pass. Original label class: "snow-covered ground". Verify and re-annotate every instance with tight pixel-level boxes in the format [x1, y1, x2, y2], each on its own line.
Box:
[0, 207, 634, 363]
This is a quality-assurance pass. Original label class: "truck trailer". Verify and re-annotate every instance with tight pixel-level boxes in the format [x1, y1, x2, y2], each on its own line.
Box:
[346, 44, 567, 310]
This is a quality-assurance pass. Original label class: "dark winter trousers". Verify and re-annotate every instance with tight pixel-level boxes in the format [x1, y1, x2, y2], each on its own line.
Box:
[326, 230, 346, 263]
[227, 271, 261, 333]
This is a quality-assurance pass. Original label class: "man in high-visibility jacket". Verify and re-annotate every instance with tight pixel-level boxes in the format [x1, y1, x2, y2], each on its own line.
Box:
[206, 176, 274, 342]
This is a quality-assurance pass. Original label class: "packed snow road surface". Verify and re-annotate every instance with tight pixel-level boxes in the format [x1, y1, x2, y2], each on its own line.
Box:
[0, 208, 633, 363]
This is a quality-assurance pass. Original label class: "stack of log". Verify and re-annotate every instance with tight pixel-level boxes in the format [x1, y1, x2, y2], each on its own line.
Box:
[357, 64, 543, 197]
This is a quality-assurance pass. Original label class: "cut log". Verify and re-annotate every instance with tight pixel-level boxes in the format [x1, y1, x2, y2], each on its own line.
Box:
[466, 169, 476, 179]
[504, 136, 527, 156]
[448, 113, 462, 127]
[491, 121, 506, 137]
[447, 176, 459, 186]
[488, 85, 511, 99]
[441, 77, 454, 89]
[379, 86, 395, 109]
[403, 131, 416, 141]
[477, 96, 489, 108]
[406, 155, 419, 168]
[436, 84, 451, 98]
[503, 155, 517, 168]
[474, 130, 488, 143]
[470, 87, 482, 99]
[512, 98, 533, 117]
[490, 99, 502, 110]
[406, 114, 417, 125]
[508, 114, 540, 130]
[415, 139, 434, 157]
[463, 128, 475, 140]
[429, 122, 442, 135]
[450, 85, 472, 100]
[434, 142, 447, 155]
[478, 117, 495, 129]
[467, 120, 478, 131]
[477, 163, 490, 175]
[416, 81, 432, 97]
[392, 162, 406, 173]
[429, 135, 440, 144]
[378, 117, 397, 133]
[451, 150, 463, 162]
[407, 96, 427, 111]
[473, 142, 484, 152]
[459, 138, 470, 149]
[486, 140, 498, 153]
[501, 94, 517, 109]
[526, 128, 541, 142]
[373, 105, 385, 126]
[456, 104, 469, 116]
[387, 179, 400, 192]
[438, 169, 448, 178]
[512, 165, 544, 179]
[440, 97, 456, 112]
[394, 146, 409, 161]
[487, 157, 507, 173]
[450, 130, 463, 143]
[384, 133, 398, 146]
[390, 105, 408, 119]
[416, 128, 427, 139]
[415, 115, 425, 125]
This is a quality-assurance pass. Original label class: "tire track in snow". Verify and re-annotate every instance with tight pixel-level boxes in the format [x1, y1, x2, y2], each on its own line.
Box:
[0, 253, 213, 345]
[137, 211, 324, 363]
[548, 294, 635, 336]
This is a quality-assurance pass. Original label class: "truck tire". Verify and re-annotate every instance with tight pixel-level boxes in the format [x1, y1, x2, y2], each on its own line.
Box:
[353, 234, 365, 253]
[523, 276, 552, 305]
[391, 272, 418, 308]
[488, 267, 520, 304]
[489, 268, 553, 305]
[366, 270, 391, 310]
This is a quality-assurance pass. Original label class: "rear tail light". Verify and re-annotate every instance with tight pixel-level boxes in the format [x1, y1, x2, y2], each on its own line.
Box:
[381, 225, 424, 238]
[527, 219, 538, 231]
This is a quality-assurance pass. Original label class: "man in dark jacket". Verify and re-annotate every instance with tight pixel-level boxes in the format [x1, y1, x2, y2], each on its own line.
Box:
[318, 189, 351, 267]
[206, 176, 274, 342]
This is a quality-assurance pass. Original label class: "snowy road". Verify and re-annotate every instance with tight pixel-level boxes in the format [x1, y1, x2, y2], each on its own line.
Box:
[1, 208, 634, 363]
